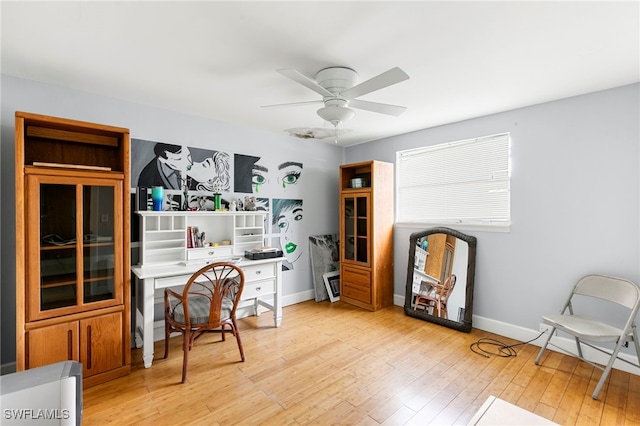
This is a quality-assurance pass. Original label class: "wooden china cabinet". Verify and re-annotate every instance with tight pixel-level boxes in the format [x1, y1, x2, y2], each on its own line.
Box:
[15, 112, 131, 387]
[339, 160, 394, 311]
[424, 232, 456, 284]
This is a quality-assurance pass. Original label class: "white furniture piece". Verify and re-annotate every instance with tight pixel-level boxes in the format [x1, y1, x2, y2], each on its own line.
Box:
[468, 395, 559, 425]
[132, 211, 283, 368]
[0, 361, 83, 426]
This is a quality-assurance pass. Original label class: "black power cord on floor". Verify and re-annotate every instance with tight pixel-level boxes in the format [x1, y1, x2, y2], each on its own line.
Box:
[470, 331, 547, 358]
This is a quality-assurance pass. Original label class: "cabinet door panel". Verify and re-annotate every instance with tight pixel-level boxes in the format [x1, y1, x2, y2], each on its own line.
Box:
[81, 312, 123, 377]
[27, 322, 79, 369]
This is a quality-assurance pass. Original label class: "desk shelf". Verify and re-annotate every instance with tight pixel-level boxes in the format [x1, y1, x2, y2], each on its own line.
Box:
[137, 211, 266, 268]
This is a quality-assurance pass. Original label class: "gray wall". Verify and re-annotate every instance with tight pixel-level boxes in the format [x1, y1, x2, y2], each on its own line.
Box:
[346, 83, 640, 337]
[0, 75, 343, 366]
[2, 75, 639, 369]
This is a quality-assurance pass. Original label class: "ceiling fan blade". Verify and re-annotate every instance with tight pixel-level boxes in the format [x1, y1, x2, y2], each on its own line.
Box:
[349, 99, 407, 116]
[261, 100, 323, 109]
[277, 69, 334, 97]
[341, 67, 409, 100]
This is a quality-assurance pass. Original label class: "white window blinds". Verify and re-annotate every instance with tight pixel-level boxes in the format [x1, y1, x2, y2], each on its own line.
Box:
[396, 133, 510, 225]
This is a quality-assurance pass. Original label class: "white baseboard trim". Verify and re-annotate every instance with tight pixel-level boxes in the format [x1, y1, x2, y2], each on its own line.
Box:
[395, 296, 640, 376]
[394, 294, 405, 307]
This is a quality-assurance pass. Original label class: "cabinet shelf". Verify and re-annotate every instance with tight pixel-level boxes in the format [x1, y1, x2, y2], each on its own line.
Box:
[41, 244, 77, 251]
[41, 242, 116, 251]
[40, 271, 116, 289]
[41, 274, 77, 288]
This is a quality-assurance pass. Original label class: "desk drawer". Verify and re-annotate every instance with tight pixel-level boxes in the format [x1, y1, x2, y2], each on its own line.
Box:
[242, 263, 276, 282]
[242, 279, 275, 299]
[187, 246, 232, 261]
[155, 274, 193, 288]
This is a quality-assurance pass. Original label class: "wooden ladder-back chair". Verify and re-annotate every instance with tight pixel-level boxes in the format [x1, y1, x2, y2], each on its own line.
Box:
[414, 274, 456, 318]
[164, 262, 245, 383]
[535, 274, 640, 399]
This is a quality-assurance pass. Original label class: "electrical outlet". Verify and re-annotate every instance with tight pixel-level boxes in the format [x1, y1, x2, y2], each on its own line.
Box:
[539, 323, 554, 335]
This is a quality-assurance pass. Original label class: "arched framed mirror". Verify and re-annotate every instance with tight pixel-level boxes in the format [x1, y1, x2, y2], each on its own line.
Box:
[404, 227, 477, 332]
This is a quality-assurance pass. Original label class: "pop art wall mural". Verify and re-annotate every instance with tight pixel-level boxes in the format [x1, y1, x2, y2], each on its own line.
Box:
[132, 139, 305, 271]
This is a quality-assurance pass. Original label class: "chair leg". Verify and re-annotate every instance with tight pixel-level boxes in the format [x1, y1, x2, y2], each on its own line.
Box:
[592, 341, 627, 399]
[163, 321, 170, 359]
[535, 329, 554, 365]
[181, 330, 190, 383]
[632, 327, 640, 366]
[574, 336, 584, 358]
[232, 319, 245, 362]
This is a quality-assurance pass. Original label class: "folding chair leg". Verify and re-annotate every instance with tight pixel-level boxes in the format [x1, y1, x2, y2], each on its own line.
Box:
[592, 341, 626, 399]
[632, 328, 640, 366]
[535, 328, 554, 365]
[574, 336, 584, 358]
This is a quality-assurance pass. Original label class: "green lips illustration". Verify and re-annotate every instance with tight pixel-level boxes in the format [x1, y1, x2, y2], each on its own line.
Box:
[285, 242, 297, 254]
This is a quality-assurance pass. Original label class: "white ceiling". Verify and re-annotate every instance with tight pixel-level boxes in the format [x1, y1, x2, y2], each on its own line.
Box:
[2, 1, 638, 147]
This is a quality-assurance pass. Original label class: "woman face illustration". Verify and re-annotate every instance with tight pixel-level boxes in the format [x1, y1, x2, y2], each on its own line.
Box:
[187, 157, 217, 182]
[252, 161, 302, 193]
[187, 152, 230, 192]
[275, 203, 303, 263]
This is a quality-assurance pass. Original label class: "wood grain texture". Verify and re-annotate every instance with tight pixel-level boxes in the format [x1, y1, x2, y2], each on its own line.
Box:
[83, 301, 640, 425]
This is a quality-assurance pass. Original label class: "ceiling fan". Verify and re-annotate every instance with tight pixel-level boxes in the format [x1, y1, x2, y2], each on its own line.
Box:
[265, 66, 410, 128]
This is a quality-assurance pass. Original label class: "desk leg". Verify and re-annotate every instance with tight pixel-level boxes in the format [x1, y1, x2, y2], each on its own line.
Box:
[141, 277, 155, 368]
[133, 276, 143, 349]
[274, 260, 283, 327]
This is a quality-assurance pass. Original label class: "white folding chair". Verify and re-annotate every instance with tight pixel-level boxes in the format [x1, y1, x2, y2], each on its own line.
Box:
[534, 274, 640, 399]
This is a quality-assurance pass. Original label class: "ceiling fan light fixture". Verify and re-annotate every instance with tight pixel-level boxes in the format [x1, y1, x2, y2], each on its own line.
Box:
[317, 106, 355, 127]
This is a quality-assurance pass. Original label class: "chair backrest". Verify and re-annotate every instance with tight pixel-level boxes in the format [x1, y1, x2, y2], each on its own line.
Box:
[573, 274, 640, 310]
[440, 274, 457, 301]
[180, 262, 245, 327]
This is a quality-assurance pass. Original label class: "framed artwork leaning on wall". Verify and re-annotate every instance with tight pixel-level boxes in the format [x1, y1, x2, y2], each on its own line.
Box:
[323, 271, 340, 303]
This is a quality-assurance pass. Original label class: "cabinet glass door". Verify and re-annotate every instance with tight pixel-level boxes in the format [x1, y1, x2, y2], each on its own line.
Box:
[28, 173, 122, 320]
[82, 185, 116, 304]
[342, 193, 370, 264]
[39, 183, 78, 310]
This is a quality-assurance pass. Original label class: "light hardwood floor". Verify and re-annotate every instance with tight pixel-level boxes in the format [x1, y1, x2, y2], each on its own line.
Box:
[83, 300, 640, 425]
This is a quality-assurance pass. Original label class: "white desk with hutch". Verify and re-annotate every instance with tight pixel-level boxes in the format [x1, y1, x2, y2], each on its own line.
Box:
[131, 211, 283, 368]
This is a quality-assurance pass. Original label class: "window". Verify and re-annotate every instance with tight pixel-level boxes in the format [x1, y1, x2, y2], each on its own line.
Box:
[396, 133, 510, 229]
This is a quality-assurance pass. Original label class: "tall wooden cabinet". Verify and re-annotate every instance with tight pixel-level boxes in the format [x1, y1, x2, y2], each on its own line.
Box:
[424, 233, 456, 283]
[339, 160, 394, 311]
[15, 112, 131, 387]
